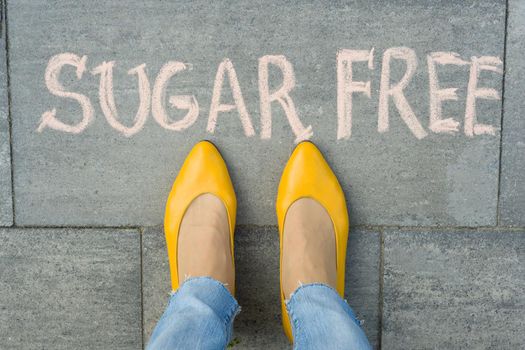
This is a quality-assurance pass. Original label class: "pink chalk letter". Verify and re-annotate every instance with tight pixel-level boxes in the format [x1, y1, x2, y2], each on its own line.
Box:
[92, 61, 151, 137]
[464, 56, 503, 137]
[207, 58, 255, 137]
[378, 47, 427, 139]
[427, 52, 469, 134]
[38, 53, 94, 134]
[336, 48, 374, 140]
[152, 61, 199, 131]
[258, 55, 313, 143]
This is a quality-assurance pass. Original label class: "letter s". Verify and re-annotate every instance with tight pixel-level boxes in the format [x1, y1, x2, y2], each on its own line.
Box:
[38, 53, 94, 134]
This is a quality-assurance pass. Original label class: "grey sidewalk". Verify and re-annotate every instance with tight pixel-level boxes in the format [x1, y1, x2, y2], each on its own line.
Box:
[1, 1, 524, 349]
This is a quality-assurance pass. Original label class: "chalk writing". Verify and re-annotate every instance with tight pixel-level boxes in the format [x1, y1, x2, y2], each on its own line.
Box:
[39, 53, 94, 134]
[427, 52, 469, 134]
[207, 58, 255, 137]
[39, 49, 503, 141]
[92, 61, 150, 137]
[152, 61, 199, 132]
[465, 56, 503, 137]
[259, 55, 313, 142]
[336, 48, 374, 140]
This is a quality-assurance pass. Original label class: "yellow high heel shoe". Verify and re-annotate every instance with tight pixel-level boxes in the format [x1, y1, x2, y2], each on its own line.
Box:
[164, 141, 237, 294]
[276, 141, 349, 343]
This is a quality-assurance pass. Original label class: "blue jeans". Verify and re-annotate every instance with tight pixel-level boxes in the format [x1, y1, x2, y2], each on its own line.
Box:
[147, 277, 372, 350]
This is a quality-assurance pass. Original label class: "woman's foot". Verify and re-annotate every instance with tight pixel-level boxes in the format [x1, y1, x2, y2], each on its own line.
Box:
[177, 193, 235, 294]
[282, 198, 337, 299]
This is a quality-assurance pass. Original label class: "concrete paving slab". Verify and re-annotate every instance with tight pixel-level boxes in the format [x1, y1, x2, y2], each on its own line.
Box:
[142, 226, 380, 349]
[382, 229, 525, 350]
[344, 228, 381, 349]
[0, 1, 12, 226]
[0, 228, 142, 350]
[7, 1, 505, 227]
[500, 0, 525, 226]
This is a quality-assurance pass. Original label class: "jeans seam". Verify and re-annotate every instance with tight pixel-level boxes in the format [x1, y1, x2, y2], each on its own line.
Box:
[286, 302, 301, 349]
[223, 302, 241, 326]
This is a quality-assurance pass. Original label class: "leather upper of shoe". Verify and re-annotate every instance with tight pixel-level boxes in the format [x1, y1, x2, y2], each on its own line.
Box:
[276, 141, 349, 343]
[164, 141, 237, 293]
[277, 141, 349, 294]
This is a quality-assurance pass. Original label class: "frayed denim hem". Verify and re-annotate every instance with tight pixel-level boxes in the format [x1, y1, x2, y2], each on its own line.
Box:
[285, 282, 364, 328]
[170, 276, 241, 325]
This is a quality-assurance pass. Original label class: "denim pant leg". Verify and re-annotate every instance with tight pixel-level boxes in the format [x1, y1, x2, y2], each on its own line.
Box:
[286, 283, 372, 350]
[146, 277, 240, 350]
